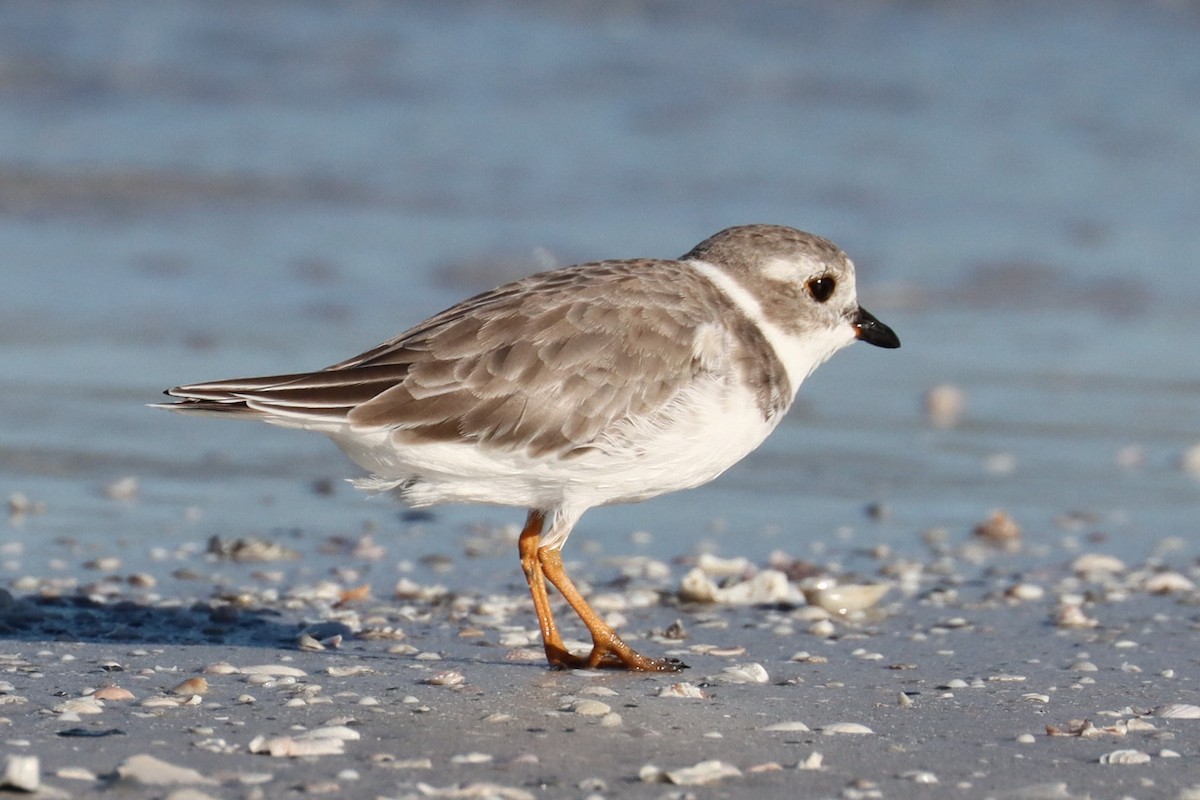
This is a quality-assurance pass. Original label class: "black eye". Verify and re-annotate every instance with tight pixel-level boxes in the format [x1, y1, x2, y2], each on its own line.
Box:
[806, 276, 836, 303]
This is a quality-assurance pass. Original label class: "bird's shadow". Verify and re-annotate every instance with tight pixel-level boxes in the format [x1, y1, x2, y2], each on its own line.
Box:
[0, 591, 298, 648]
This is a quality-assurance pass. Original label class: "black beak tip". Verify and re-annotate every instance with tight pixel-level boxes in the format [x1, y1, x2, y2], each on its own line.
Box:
[854, 307, 901, 349]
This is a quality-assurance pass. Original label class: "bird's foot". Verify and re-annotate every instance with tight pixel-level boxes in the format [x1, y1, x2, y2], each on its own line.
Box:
[543, 639, 687, 672]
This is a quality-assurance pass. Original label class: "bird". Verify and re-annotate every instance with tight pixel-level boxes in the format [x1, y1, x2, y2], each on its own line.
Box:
[155, 224, 900, 672]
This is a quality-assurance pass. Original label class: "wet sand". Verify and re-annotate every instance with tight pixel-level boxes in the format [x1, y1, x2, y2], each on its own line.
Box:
[4, 498, 1200, 799]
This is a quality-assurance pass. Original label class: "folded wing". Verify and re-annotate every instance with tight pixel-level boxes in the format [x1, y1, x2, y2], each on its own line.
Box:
[160, 260, 761, 458]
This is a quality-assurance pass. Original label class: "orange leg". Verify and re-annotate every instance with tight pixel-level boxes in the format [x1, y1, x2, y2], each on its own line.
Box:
[518, 509, 685, 672]
[517, 511, 577, 669]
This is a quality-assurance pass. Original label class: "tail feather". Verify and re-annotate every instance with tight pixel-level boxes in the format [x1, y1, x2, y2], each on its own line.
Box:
[154, 364, 410, 423]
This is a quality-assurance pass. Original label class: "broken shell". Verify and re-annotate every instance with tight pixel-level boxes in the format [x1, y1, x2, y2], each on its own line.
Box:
[797, 752, 823, 771]
[973, 510, 1021, 550]
[1055, 604, 1099, 629]
[422, 670, 465, 687]
[54, 698, 104, 715]
[677, 569, 719, 603]
[657, 682, 706, 699]
[706, 663, 769, 685]
[249, 736, 344, 757]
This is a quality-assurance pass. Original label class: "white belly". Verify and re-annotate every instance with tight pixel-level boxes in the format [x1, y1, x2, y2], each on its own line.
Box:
[331, 374, 782, 516]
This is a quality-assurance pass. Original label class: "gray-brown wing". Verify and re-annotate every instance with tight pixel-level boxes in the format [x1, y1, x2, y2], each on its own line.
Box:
[341, 260, 740, 456]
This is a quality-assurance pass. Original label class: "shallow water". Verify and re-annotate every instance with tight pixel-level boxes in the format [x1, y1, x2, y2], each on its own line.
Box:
[3, 0, 1200, 580]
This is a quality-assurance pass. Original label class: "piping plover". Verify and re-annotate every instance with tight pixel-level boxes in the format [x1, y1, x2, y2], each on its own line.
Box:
[157, 224, 900, 671]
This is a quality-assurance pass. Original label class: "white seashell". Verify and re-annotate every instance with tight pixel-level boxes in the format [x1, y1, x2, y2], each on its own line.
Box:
[202, 662, 240, 675]
[238, 664, 307, 677]
[1098, 749, 1151, 765]
[679, 567, 799, 605]
[1006, 583, 1045, 601]
[808, 619, 837, 638]
[116, 753, 217, 784]
[1156, 703, 1200, 719]
[820, 722, 874, 735]
[1071, 553, 1126, 576]
[695, 553, 752, 578]
[55, 766, 98, 782]
[449, 752, 494, 765]
[1142, 572, 1196, 594]
[1, 755, 39, 792]
[569, 699, 611, 716]
[761, 721, 811, 732]
[301, 726, 360, 741]
[804, 583, 890, 615]
[638, 764, 666, 783]
[296, 633, 324, 651]
[664, 760, 742, 786]
[901, 770, 938, 784]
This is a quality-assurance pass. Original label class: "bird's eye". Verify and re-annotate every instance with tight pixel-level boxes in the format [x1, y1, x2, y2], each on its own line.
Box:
[806, 276, 836, 303]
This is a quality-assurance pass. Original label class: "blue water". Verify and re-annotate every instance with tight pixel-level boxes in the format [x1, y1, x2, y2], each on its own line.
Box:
[3, 1, 1199, 578]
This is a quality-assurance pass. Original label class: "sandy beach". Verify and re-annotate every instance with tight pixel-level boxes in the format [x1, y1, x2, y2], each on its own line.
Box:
[4, 2, 1200, 797]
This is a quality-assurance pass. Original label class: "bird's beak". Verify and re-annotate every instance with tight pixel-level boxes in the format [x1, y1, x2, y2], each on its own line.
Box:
[853, 307, 901, 349]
